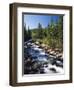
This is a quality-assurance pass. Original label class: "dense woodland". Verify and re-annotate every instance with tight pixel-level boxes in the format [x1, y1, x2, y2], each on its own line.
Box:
[24, 16, 63, 51]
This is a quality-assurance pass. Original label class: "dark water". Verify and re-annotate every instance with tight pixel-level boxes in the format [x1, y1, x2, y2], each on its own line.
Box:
[24, 40, 63, 74]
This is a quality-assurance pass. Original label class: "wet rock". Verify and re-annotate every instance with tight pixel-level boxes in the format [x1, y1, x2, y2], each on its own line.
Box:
[49, 68, 57, 73]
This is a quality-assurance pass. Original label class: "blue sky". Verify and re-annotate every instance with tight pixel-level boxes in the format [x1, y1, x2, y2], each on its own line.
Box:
[24, 14, 59, 30]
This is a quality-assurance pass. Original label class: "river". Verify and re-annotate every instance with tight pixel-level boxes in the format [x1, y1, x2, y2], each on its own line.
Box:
[24, 40, 64, 74]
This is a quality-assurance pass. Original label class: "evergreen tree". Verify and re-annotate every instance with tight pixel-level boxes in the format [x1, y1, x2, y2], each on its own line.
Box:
[24, 23, 27, 41]
[27, 26, 32, 40]
[38, 23, 43, 39]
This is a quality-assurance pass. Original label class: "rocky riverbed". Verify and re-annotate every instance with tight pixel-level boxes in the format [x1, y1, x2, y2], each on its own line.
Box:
[24, 40, 64, 75]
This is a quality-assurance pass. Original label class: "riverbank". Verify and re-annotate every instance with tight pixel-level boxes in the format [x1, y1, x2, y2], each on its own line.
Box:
[34, 41, 63, 60]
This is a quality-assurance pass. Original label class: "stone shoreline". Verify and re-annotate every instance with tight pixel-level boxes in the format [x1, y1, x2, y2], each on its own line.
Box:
[35, 42, 63, 60]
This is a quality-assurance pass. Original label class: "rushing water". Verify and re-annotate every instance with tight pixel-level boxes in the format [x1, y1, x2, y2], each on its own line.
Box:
[24, 40, 64, 74]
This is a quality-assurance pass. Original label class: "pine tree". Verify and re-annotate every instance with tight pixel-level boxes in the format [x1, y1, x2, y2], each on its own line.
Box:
[38, 23, 43, 39]
[27, 26, 32, 40]
[24, 23, 27, 41]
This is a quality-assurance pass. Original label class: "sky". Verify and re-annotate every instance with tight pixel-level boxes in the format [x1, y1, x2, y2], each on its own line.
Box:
[23, 14, 59, 30]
